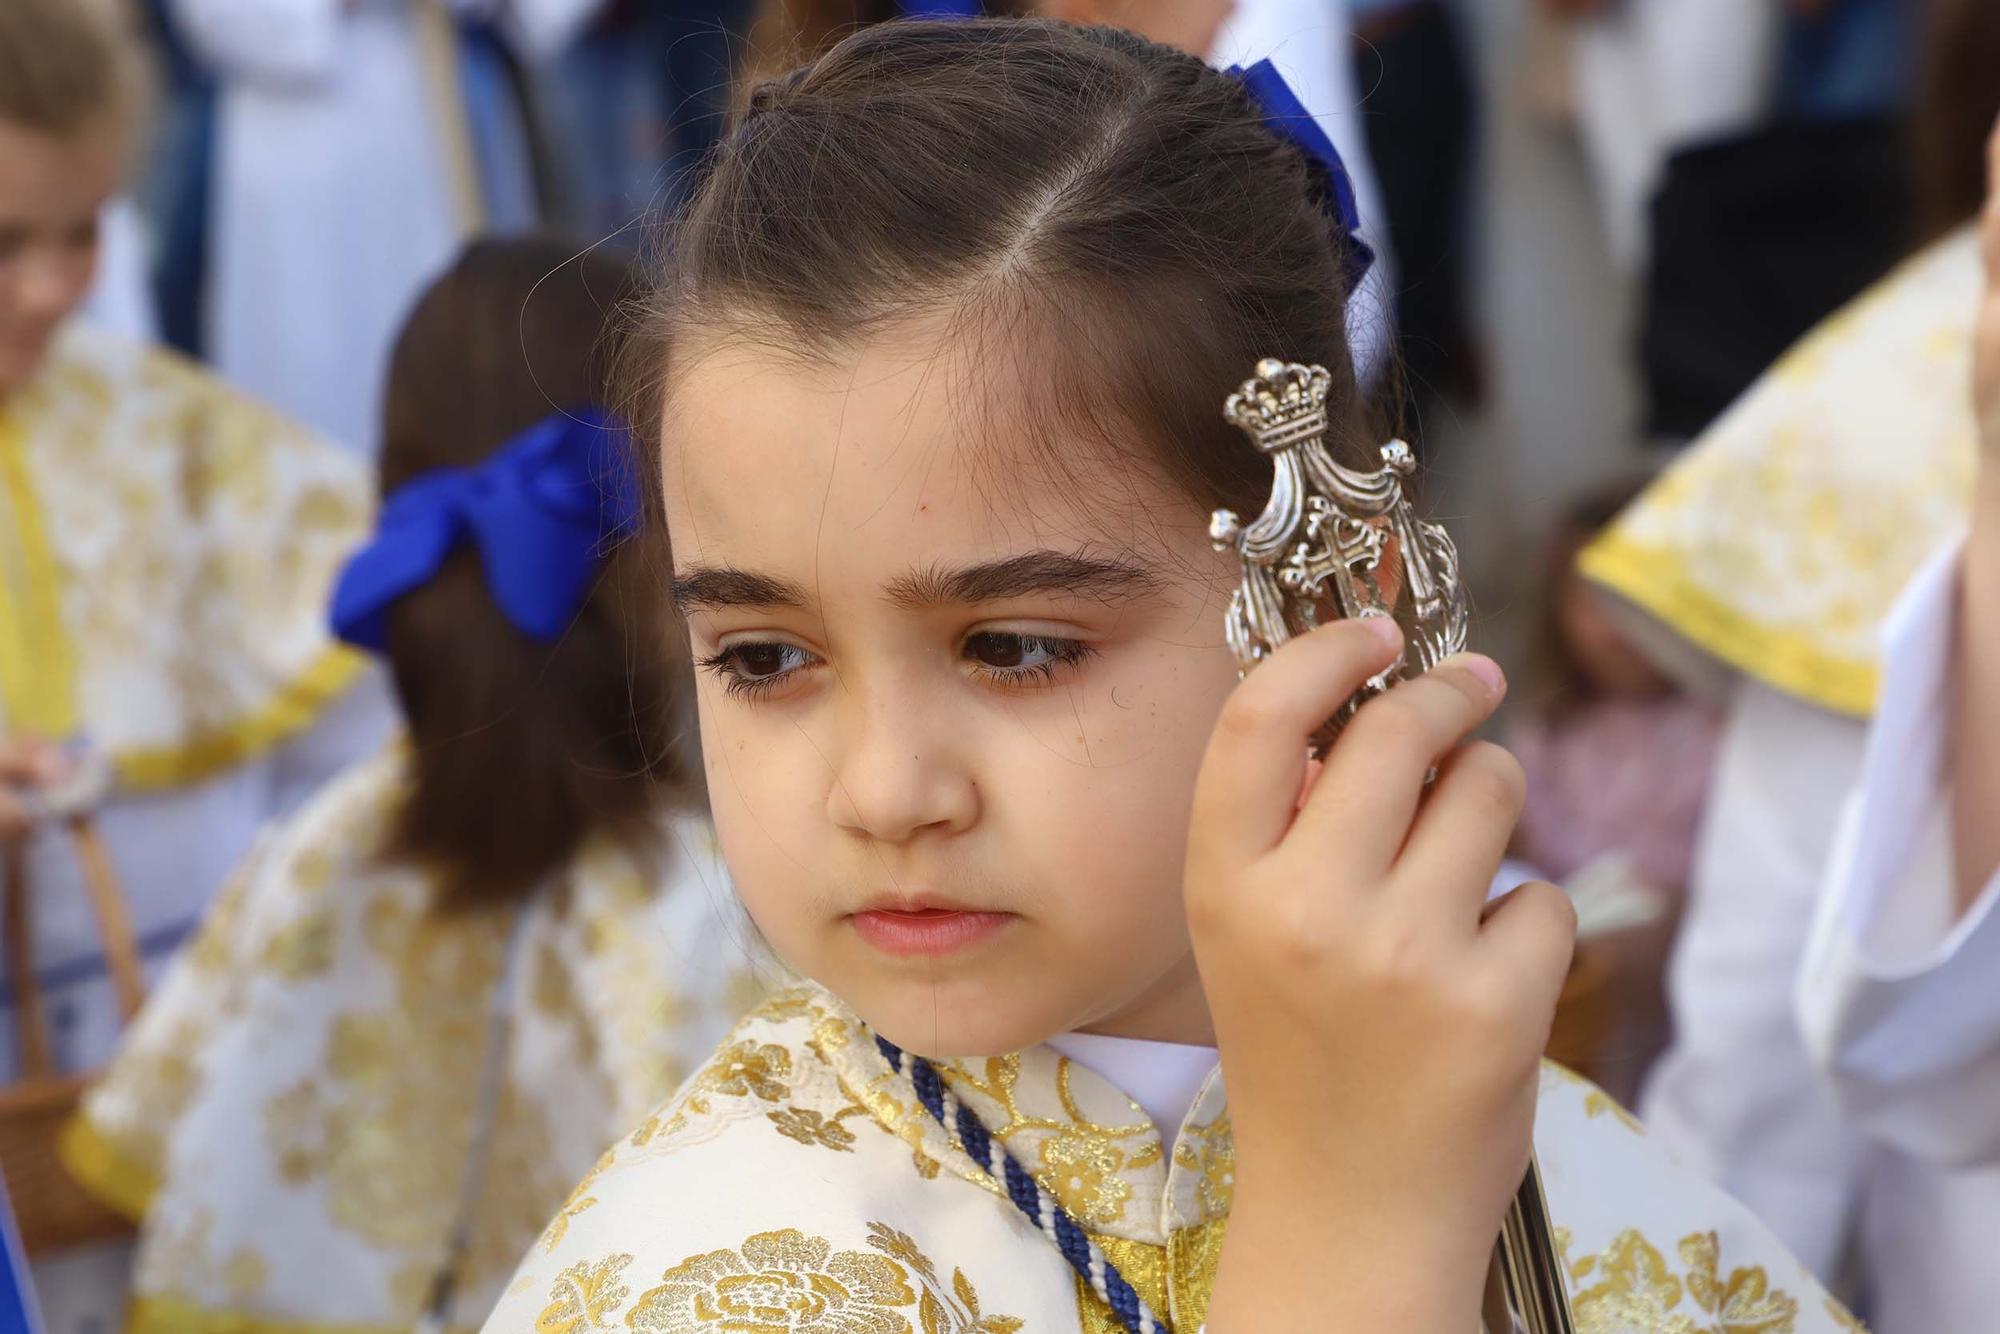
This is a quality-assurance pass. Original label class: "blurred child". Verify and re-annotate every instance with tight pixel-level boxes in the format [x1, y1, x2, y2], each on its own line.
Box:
[66, 238, 764, 1332]
[1512, 477, 1722, 899]
[0, 0, 391, 1157]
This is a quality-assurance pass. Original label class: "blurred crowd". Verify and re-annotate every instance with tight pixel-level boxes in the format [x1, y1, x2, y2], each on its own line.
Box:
[0, 0, 1996, 1331]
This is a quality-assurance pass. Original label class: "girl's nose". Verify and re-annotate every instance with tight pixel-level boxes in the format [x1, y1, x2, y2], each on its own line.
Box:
[824, 690, 979, 844]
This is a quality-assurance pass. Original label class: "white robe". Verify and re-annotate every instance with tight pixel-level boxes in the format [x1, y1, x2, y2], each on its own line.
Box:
[483, 984, 1864, 1334]
[165, 0, 599, 456]
[169, 0, 464, 456]
[1795, 540, 2000, 1334]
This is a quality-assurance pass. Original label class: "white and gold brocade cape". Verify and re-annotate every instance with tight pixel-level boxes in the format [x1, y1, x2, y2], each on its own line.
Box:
[1581, 229, 1979, 719]
[0, 323, 369, 788]
[65, 749, 773, 1333]
[487, 986, 1865, 1334]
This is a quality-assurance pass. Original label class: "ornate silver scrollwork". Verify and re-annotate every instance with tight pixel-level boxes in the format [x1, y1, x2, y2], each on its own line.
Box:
[1209, 359, 1469, 745]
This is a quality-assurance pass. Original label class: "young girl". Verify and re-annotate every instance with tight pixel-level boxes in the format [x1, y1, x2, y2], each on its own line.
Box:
[0, 0, 389, 1134]
[66, 239, 761, 1333]
[490, 22, 1857, 1333]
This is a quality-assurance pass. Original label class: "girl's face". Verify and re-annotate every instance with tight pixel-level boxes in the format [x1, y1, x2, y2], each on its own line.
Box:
[0, 118, 118, 394]
[663, 317, 1244, 1057]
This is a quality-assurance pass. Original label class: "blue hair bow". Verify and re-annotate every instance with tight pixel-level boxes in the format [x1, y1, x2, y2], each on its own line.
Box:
[331, 408, 640, 652]
[1228, 58, 1376, 289]
[898, 0, 981, 15]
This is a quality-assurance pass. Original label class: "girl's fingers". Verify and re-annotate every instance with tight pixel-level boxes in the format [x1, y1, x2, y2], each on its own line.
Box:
[1190, 617, 1404, 866]
[1389, 740, 1527, 931]
[1476, 878, 1578, 1023]
[1293, 653, 1507, 874]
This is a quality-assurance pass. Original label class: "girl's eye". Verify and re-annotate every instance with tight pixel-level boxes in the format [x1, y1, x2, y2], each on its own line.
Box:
[963, 632, 1095, 685]
[697, 642, 819, 699]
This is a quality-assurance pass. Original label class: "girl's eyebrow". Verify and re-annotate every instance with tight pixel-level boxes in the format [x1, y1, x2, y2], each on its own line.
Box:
[670, 551, 1161, 614]
[883, 552, 1161, 609]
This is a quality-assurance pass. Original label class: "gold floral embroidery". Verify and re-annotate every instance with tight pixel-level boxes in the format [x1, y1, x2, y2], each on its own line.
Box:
[1544, 1063, 1647, 1136]
[627, 1229, 917, 1333]
[614, 1225, 1023, 1334]
[1172, 1108, 1235, 1220]
[256, 889, 570, 1303]
[537, 1253, 635, 1333]
[130, 1209, 271, 1308]
[1573, 1230, 1800, 1334]
[769, 1104, 866, 1152]
[630, 1037, 797, 1150]
[1579, 232, 1979, 719]
[865, 1224, 1024, 1334]
[704, 1040, 793, 1101]
[1679, 1233, 1801, 1333]
[1824, 1297, 1869, 1332]
[541, 1148, 618, 1254]
[260, 907, 336, 980]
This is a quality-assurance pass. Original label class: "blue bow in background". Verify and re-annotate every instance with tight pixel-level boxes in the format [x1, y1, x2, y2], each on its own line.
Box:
[898, 0, 982, 15]
[331, 408, 641, 653]
[1229, 58, 1377, 290]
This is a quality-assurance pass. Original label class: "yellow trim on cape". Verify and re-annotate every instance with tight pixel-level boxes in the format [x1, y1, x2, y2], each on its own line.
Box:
[0, 410, 80, 737]
[127, 1297, 474, 1334]
[112, 647, 368, 792]
[1579, 530, 1879, 719]
[57, 1114, 158, 1224]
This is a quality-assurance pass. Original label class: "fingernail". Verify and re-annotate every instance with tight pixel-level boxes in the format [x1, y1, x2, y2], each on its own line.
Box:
[1359, 615, 1401, 648]
[1460, 654, 1506, 696]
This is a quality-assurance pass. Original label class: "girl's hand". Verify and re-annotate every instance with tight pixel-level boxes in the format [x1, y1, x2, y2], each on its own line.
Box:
[0, 735, 69, 843]
[1187, 618, 1575, 1332]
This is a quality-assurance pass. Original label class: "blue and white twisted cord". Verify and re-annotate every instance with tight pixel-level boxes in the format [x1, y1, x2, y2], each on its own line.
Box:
[875, 1035, 1174, 1334]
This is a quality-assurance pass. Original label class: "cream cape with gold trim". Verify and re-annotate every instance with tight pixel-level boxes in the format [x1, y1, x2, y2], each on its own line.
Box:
[487, 985, 1865, 1334]
[0, 322, 369, 788]
[1581, 230, 1979, 719]
[66, 748, 773, 1333]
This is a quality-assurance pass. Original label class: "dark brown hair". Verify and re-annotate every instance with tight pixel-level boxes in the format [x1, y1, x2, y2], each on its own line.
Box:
[382, 237, 696, 909]
[632, 18, 1374, 538]
[0, 0, 143, 138]
[1915, 0, 2000, 239]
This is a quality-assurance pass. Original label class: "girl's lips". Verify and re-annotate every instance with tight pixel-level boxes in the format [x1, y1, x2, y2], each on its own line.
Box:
[849, 907, 1015, 958]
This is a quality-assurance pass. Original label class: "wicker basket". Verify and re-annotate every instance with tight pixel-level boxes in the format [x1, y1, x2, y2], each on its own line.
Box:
[0, 819, 143, 1255]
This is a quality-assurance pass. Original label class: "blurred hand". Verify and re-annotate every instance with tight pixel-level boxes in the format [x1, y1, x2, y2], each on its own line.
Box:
[0, 736, 69, 843]
[1187, 619, 1575, 1331]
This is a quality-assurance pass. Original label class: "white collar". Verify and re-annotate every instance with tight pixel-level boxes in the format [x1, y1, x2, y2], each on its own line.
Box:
[1045, 1030, 1220, 1144]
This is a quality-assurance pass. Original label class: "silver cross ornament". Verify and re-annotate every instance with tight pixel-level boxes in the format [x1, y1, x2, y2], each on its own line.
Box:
[1209, 359, 1468, 749]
